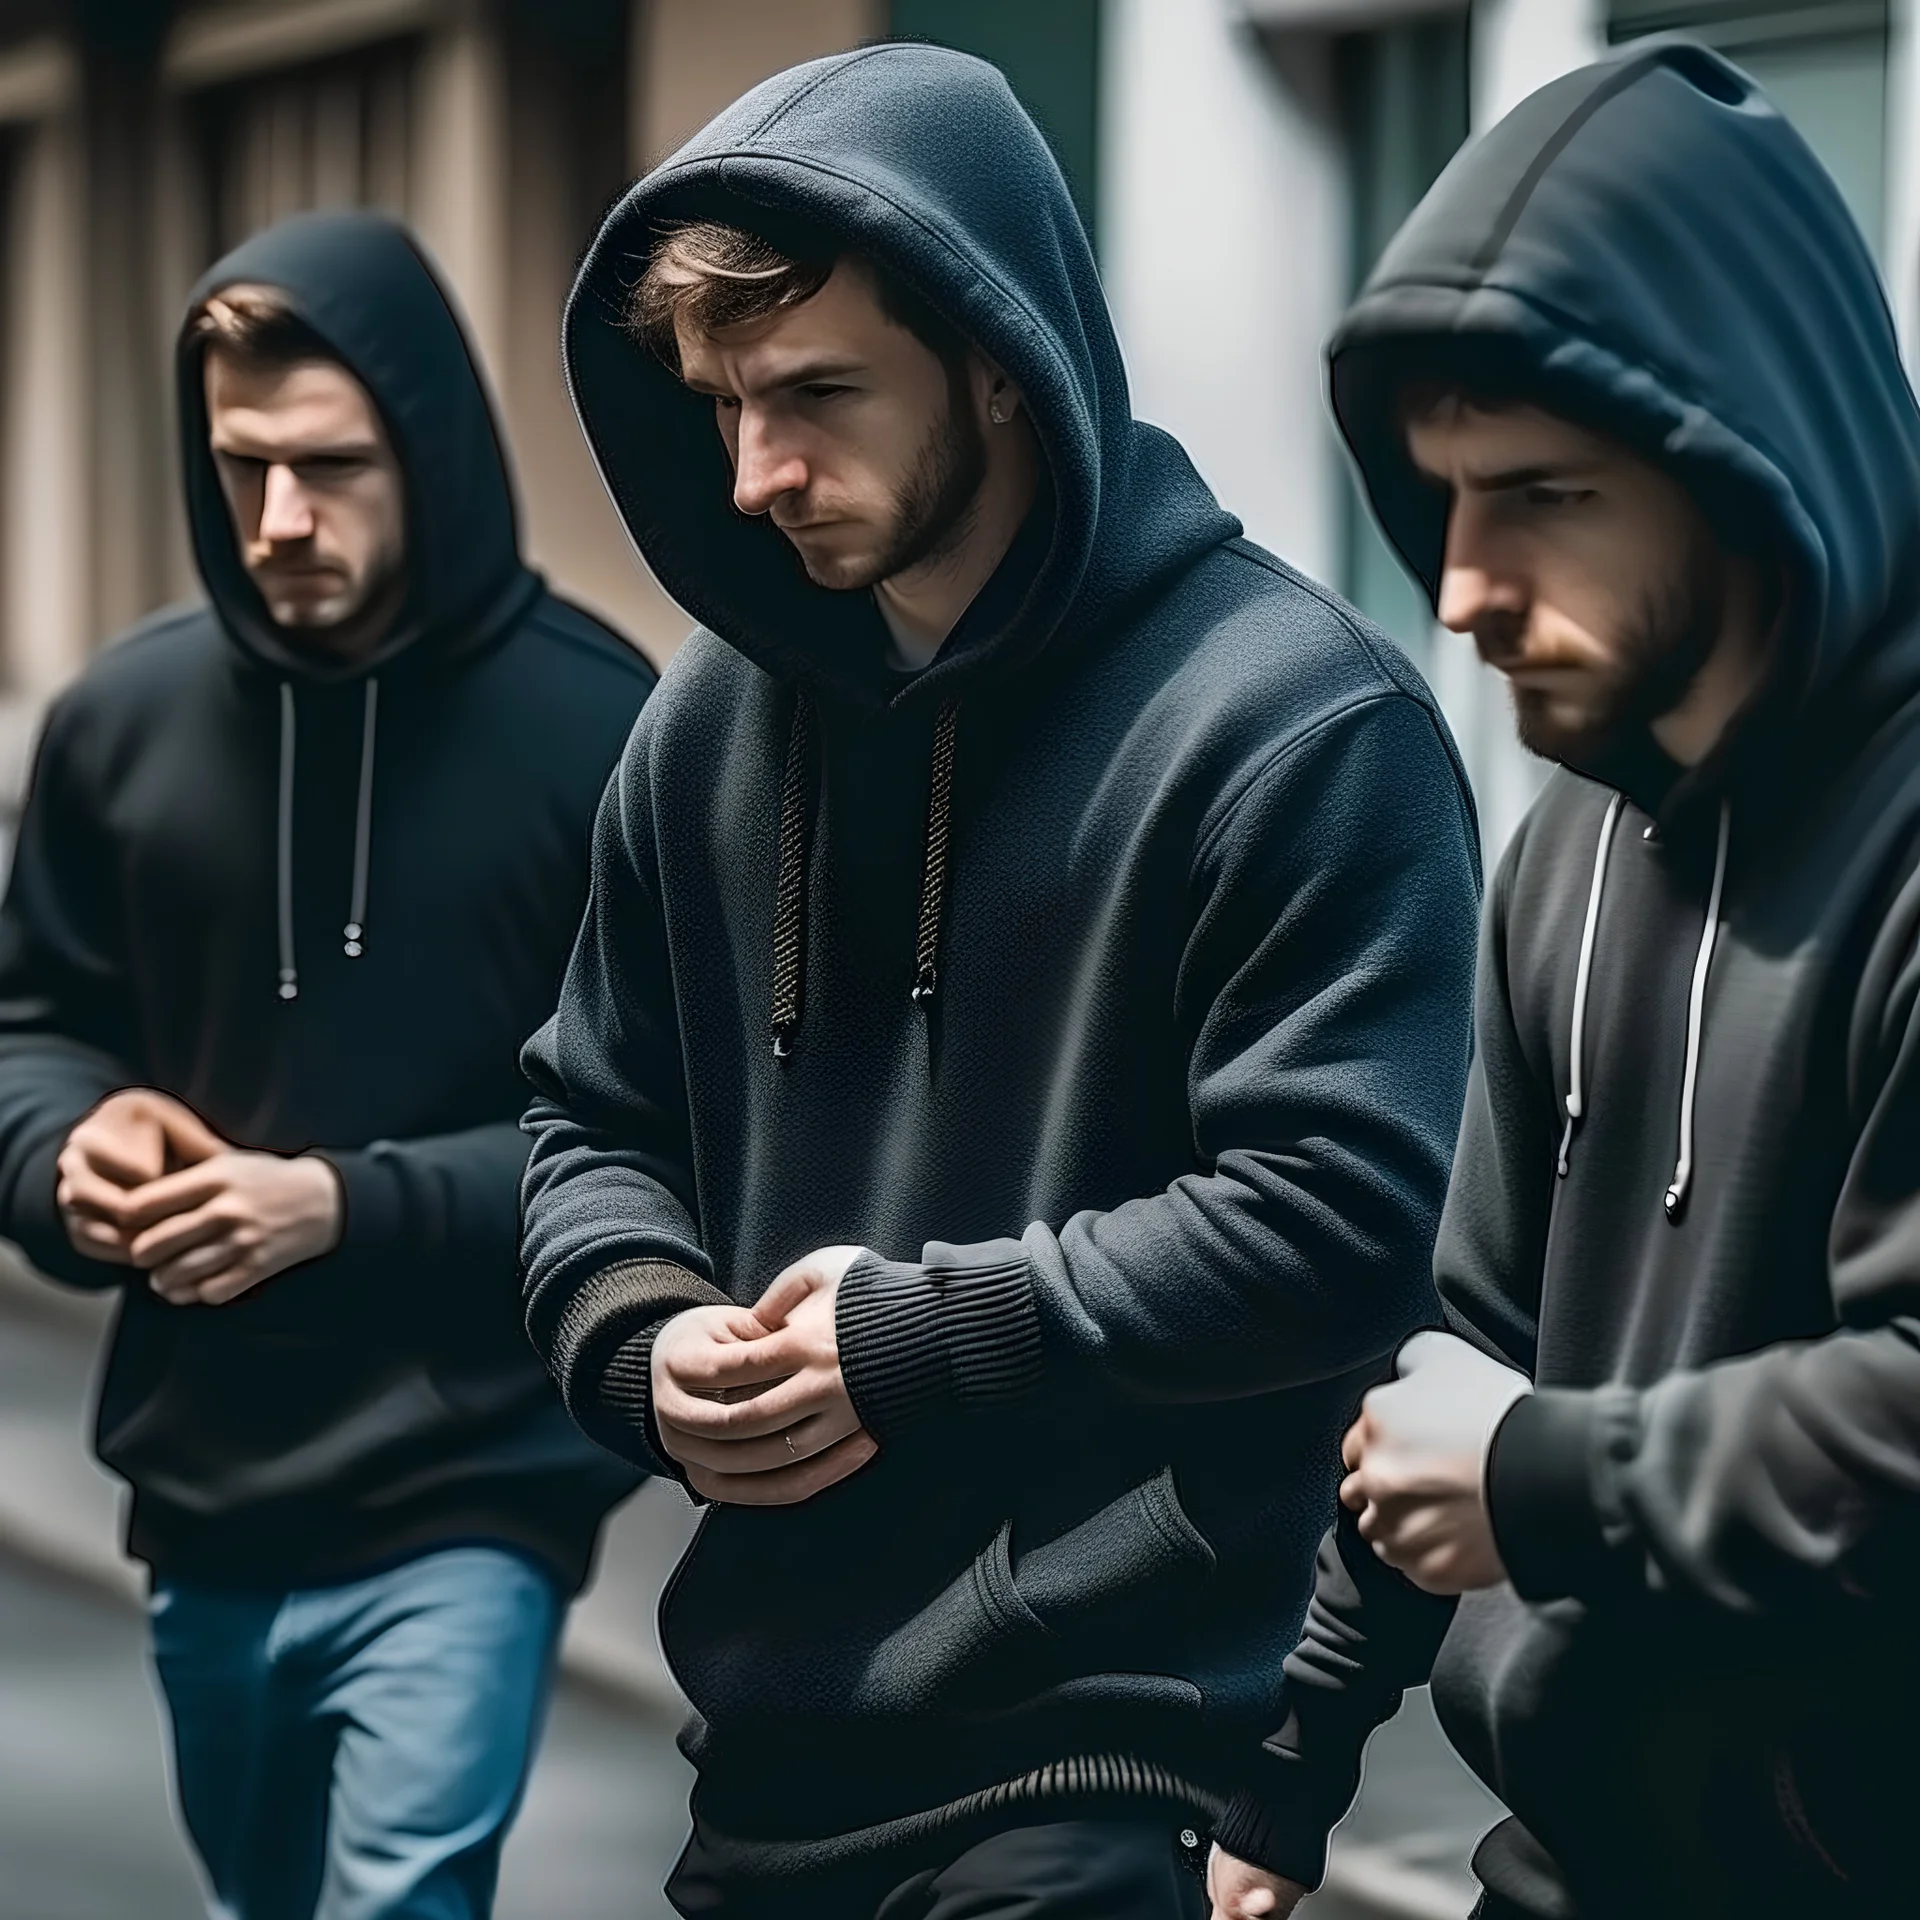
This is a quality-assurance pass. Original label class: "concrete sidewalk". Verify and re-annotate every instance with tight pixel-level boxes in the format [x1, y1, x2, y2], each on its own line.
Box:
[0, 1249, 1503, 1917]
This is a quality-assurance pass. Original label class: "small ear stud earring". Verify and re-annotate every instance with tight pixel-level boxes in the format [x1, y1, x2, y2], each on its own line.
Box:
[989, 400, 1010, 424]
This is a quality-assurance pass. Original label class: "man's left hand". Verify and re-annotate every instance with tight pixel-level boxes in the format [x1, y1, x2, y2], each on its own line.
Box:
[1340, 1329, 1531, 1595]
[120, 1151, 344, 1306]
[653, 1245, 875, 1506]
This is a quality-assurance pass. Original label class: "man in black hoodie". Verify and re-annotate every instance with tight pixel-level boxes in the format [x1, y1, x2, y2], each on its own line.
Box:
[0, 213, 652, 1918]
[1206, 42, 1920, 1920]
[520, 46, 1482, 1919]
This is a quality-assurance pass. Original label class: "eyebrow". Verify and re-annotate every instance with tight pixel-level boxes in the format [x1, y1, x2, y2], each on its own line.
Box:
[1456, 462, 1596, 492]
[683, 356, 867, 398]
[209, 439, 384, 461]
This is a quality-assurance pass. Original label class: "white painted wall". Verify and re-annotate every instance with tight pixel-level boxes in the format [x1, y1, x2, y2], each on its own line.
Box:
[1100, 0, 1346, 581]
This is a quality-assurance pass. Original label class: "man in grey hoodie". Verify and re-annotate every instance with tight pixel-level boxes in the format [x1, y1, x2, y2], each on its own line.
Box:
[1207, 41, 1920, 1920]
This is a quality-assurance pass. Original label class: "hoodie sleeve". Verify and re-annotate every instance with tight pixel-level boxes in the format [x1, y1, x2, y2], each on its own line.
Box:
[1486, 861, 1920, 1617]
[1209, 829, 1546, 1882]
[836, 689, 1483, 1436]
[0, 694, 143, 1287]
[519, 724, 730, 1480]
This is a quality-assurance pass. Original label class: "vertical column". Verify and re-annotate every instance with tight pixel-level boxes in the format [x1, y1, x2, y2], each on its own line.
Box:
[1888, 0, 1920, 362]
[1100, 0, 1345, 585]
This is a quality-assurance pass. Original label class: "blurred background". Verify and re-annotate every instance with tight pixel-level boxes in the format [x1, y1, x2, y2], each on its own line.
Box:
[0, 1, 1911, 1915]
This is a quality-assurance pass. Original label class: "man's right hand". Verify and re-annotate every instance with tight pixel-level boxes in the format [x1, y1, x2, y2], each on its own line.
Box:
[57, 1090, 223, 1264]
[1206, 1846, 1310, 1919]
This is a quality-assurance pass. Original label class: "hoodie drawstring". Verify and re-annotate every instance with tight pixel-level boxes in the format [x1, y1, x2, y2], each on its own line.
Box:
[274, 677, 381, 1002]
[1664, 800, 1731, 1221]
[1556, 793, 1731, 1223]
[277, 684, 299, 1001]
[345, 678, 380, 957]
[768, 694, 961, 1060]
[1557, 793, 1624, 1177]
[912, 700, 960, 1005]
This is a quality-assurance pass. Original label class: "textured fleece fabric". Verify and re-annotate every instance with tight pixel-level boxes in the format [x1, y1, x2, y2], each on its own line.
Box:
[519, 44, 1482, 1881]
[0, 212, 650, 1590]
[1218, 43, 1920, 1920]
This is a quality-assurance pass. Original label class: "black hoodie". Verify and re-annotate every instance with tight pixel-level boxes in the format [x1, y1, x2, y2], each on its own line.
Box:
[1215, 44, 1920, 1919]
[0, 212, 652, 1591]
[519, 45, 1482, 1884]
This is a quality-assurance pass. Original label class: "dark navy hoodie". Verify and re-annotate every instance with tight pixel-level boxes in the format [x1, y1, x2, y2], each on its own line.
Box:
[520, 45, 1482, 1880]
[1222, 44, 1920, 1920]
[0, 212, 651, 1591]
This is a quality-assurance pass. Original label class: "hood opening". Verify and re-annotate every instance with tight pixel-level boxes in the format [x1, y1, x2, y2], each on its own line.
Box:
[177, 210, 539, 686]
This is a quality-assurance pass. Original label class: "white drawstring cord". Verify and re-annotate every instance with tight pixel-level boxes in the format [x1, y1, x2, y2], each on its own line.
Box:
[1558, 793, 1623, 1177]
[277, 683, 299, 1001]
[1665, 800, 1731, 1221]
[344, 677, 379, 957]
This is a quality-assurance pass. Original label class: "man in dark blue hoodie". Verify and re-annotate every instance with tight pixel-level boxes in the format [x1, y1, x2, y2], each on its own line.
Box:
[0, 213, 653, 1918]
[520, 46, 1482, 1918]
[1204, 42, 1920, 1920]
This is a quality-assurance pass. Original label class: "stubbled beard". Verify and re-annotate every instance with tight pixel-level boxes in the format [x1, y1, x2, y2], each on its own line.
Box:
[1508, 535, 1725, 772]
[797, 364, 988, 591]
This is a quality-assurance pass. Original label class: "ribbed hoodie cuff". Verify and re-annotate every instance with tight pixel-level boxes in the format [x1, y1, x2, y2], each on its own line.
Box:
[1488, 1386, 1620, 1602]
[1210, 1747, 1341, 1889]
[836, 1236, 1043, 1441]
[546, 1258, 731, 1482]
[316, 1146, 404, 1251]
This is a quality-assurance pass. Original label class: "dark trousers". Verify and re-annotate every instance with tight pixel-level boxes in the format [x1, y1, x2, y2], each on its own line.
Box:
[669, 1817, 1211, 1919]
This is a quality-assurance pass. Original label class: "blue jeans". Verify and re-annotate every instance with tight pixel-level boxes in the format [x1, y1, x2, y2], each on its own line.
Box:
[150, 1544, 563, 1920]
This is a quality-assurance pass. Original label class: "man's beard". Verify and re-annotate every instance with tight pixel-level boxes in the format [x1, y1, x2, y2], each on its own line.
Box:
[1508, 535, 1725, 772]
[801, 365, 987, 591]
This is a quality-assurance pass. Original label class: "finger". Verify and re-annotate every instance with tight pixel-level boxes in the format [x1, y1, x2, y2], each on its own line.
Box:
[1340, 1418, 1368, 1474]
[63, 1215, 134, 1263]
[658, 1365, 844, 1440]
[156, 1103, 226, 1166]
[128, 1204, 231, 1271]
[657, 1401, 863, 1475]
[117, 1167, 230, 1237]
[148, 1235, 244, 1296]
[688, 1428, 878, 1507]
[659, 1333, 799, 1398]
[72, 1117, 169, 1188]
[196, 1264, 272, 1307]
[752, 1265, 821, 1331]
[59, 1159, 146, 1226]
[1339, 1470, 1368, 1512]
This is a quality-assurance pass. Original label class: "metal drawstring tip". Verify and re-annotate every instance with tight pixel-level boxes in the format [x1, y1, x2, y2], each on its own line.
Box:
[343, 922, 364, 958]
[771, 1030, 793, 1062]
[1663, 1183, 1684, 1221]
[277, 977, 299, 1003]
[911, 965, 938, 1007]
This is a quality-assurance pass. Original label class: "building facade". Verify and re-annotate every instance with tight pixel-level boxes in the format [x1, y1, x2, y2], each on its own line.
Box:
[0, 0, 1913, 860]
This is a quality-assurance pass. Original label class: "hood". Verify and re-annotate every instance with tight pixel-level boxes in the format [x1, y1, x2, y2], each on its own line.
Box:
[1330, 39, 1920, 746]
[178, 210, 539, 683]
[563, 43, 1238, 712]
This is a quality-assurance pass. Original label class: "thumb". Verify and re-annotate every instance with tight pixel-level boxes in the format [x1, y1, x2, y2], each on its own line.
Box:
[753, 1268, 816, 1332]
[158, 1102, 225, 1167]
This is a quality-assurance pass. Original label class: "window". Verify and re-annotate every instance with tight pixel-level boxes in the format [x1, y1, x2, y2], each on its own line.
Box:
[1610, 1, 1890, 255]
[187, 37, 418, 267]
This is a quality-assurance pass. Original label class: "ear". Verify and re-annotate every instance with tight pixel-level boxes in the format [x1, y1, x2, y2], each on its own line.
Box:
[979, 358, 1024, 428]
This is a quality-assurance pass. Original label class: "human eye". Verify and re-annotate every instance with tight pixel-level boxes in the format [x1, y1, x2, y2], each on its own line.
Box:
[1523, 484, 1595, 509]
[797, 383, 852, 402]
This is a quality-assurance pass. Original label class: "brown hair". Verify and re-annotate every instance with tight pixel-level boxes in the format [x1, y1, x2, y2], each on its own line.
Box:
[185, 283, 337, 372]
[630, 220, 968, 376]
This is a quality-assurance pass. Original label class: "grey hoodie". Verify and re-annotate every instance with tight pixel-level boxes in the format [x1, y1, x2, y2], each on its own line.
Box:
[1215, 43, 1920, 1919]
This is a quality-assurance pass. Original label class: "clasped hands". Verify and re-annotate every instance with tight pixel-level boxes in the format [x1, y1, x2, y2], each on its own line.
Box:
[650, 1245, 878, 1507]
[57, 1088, 343, 1306]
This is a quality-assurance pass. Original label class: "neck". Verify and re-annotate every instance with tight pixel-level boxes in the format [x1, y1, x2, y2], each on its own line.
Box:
[875, 420, 1039, 659]
[1650, 561, 1775, 767]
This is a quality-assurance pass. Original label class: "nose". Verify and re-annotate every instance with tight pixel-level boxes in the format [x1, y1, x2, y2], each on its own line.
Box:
[730, 408, 809, 519]
[1434, 500, 1525, 637]
[258, 464, 315, 544]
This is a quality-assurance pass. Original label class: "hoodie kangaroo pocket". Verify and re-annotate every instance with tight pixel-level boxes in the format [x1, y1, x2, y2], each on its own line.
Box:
[1012, 1467, 1217, 1642]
